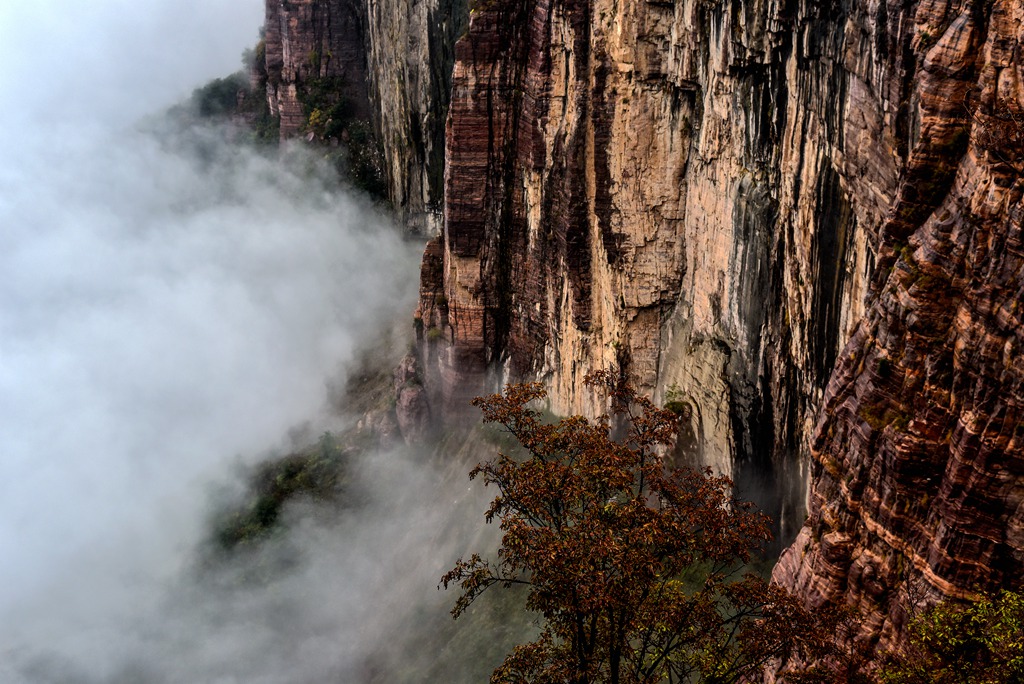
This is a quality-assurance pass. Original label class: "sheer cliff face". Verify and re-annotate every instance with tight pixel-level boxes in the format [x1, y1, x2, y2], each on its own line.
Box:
[416, 0, 894, 526]
[263, 0, 371, 137]
[264, 0, 1023, 648]
[414, 0, 1023, 638]
[264, 0, 465, 234]
[363, 0, 467, 234]
[774, 0, 1024, 649]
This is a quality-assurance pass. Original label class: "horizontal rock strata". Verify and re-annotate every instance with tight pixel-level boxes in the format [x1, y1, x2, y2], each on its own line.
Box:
[774, 0, 1024, 652]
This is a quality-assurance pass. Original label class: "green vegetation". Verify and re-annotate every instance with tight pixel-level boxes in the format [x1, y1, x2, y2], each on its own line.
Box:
[442, 372, 831, 684]
[208, 432, 351, 554]
[190, 72, 250, 118]
[299, 76, 352, 140]
[858, 402, 911, 432]
[183, 37, 385, 196]
[182, 69, 279, 145]
[297, 75, 387, 198]
[663, 383, 693, 418]
[881, 590, 1024, 684]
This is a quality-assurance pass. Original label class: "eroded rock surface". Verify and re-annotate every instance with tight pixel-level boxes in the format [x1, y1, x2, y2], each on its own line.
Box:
[261, 0, 1024, 651]
[394, 353, 433, 445]
[263, 0, 464, 233]
[364, 0, 467, 234]
[263, 0, 371, 139]
[415, 0, 1023, 646]
[773, 0, 1024, 652]
[416, 0, 900, 539]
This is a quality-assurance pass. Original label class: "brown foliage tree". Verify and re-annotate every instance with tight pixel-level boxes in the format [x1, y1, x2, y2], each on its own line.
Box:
[441, 372, 826, 684]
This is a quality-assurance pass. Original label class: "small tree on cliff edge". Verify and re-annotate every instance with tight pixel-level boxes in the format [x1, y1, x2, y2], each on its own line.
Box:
[441, 371, 825, 684]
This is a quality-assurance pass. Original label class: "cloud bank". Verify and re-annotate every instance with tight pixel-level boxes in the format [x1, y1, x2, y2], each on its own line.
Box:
[0, 3, 524, 682]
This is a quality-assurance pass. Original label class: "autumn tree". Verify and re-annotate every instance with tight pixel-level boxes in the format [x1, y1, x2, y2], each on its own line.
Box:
[441, 371, 825, 684]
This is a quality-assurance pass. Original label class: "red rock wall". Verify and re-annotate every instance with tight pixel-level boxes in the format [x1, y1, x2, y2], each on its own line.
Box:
[260, 0, 1024, 651]
[417, 0, 1023, 649]
[418, 0, 896, 534]
[263, 0, 370, 140]
[773, 0, 1024, 651]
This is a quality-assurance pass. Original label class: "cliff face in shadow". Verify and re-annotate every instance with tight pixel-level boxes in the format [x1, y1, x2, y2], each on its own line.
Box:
[262, 0, 465, 233]
[259, 0, 1023, 651]
[363, 0, 468, 234]
[263, 0, 372, 137]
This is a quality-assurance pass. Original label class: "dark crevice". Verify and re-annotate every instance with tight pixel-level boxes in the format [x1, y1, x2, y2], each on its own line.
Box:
[810, 163, 855, 386]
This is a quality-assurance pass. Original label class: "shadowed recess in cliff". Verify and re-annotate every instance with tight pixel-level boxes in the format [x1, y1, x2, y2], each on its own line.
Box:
[809, 163, 855, 385]
[726, 174, 790, 550]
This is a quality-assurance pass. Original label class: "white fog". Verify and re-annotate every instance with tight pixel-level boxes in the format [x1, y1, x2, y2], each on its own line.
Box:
[0, 3, 518, 682]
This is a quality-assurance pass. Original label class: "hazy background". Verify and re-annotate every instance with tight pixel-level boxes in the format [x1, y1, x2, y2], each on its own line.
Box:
[0, 2, 516, 682]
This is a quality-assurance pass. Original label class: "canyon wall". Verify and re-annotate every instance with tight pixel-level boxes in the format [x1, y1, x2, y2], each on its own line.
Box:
[363, 0, 468, 234]
[263, 0, 464, 233]
[263, 0, 372, 137]
[414, 0, 897, 539]
[259, 0, 1024, 652]
[409, 0, 1023, 646]
[773, 0, 1024, 652]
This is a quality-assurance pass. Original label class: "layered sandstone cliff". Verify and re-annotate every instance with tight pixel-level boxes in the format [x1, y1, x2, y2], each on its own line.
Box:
[414, 0, 901, 539]
[263, 0, 464, 233]
[773, 0, 1024, 652]
[260, 0, 1024, 652]
[412, 0, 1023, 645]
[263, 0, 372, 137]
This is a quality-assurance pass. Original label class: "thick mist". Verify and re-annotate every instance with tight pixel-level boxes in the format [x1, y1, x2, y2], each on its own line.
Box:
[0, 3, 518, 682]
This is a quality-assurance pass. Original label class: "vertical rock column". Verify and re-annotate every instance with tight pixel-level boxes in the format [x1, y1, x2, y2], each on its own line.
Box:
[364, 0, 468, 235]
[418, 1, 547, 417]
[418, 0, 695, 420]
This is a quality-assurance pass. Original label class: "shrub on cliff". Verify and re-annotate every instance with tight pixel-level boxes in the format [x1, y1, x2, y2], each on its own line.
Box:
[880, 590, 1024, 684]
[441, 371, 827, 684]
[207, 431, 351, 556]
[190, 72, 250, 118]
[297, 76, 387, 199]
[179, 70, 277, 144]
